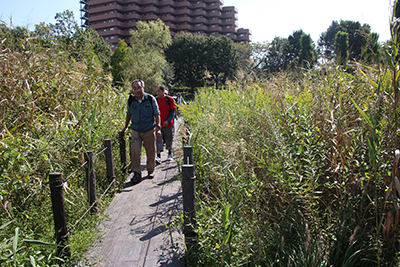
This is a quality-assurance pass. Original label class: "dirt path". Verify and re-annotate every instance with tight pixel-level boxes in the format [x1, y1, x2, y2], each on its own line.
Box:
[83, 120, 185, 267]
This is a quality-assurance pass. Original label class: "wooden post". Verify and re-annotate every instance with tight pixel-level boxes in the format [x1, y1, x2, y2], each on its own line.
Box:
[49, 172, 71, 258]
[119, 132, 127, 173]
[182, 162, 196, 254]
[104, 139, 115, 186]
[84, 151, 98, 213]
[183, 146, 193, 165]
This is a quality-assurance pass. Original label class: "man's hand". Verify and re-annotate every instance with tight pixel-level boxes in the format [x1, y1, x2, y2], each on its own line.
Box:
[118, 127, 127, 135]
[163, 121, 169, 127]
[156, 129, 162, 138]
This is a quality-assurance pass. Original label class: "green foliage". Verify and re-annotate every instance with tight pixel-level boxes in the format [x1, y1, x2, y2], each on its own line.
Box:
[0, 22, 126, 266]
[179, 57, 400, 265]
[334, 31, 349, 65]
[262, 36, 290, 73]
[298, 33, 316, 68]
[122, 19, 172, 91]
[166, 33, 239, 90]
[165, 32, 208, 90]
[205, 36, 238, 88]
[318, 20, 378, 62]
[130, 19, 171, 52]
[110, 39, 130, 86]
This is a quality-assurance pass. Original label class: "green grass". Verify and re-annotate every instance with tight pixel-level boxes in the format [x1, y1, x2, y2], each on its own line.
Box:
[0, 28, 128, 266]
[179, 62, 400, 266]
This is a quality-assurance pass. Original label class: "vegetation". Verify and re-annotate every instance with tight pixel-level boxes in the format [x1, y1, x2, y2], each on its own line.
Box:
[0, 2, 399, 266]
[180, 61, 400, 267]
[0, 17, 125, 266]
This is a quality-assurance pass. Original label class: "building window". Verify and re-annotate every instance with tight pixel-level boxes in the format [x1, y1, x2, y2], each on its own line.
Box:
[110, 36, 115, 39]
[110, 28, 115, 30]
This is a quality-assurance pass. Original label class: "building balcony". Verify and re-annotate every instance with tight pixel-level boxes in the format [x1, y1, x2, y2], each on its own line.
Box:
[176, 22, 192, 31]
[222, 6, 238, 13]
[192, 2, 207, 9]
[175, 15, 191, 22]
[159, 14, 174, 21]
[123, 4, 140, 12]
[221, 26, 235, 33]
[209, 32, 222, 37]
[142, 6, 158, 13]
[121, 21, 138, 27]
[141, 13, 159, 20]
[192, 9, 206, 16]
[221, 19, 237, 27]
[157, 0, 174, 6]
[89, 12, 124, 22]
[205, 2, 221, 11]
[221, 12, 237, 19]
[192, 16, 207, 23]
[157, 6, 174, 14]
[88, 5, 116, 13]
[174, 0, 190, 8]
[207, 25, 222, 32]
[206, 10, 221, 17]
[193, 24, 207, 31]
[175, 7, 191, 15]
[205, 17, 221, 25]
[88, 0, 115, 5]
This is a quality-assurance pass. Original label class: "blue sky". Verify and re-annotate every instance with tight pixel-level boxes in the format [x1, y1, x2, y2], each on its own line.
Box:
[0, 0, 393, 43]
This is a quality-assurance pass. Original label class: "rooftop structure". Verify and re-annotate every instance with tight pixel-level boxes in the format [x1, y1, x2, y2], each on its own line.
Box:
[80, 0, 251, 49]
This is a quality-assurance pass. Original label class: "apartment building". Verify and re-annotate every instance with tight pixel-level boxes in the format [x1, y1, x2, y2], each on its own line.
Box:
[80, 0, 251, 49]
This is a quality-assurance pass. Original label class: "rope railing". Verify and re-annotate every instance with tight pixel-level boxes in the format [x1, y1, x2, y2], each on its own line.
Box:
[49, 135, 129, 258]
[67, 178, 115, 233]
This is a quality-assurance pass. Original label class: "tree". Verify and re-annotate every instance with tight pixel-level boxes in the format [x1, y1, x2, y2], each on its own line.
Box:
[125, 19, 172, 91]
[110, 39, 130, 85]
[334, 31, 349, 65]
[130, 19, 171, 52]
[262, 37, 289, 73]
[318, 20, 377, 62]
[53, 10, 79, 47]
[298, 33, 316, 68]
[165, 32, 207, 90]
[286, 30, 305, 68]
[205, 36, 238, 88]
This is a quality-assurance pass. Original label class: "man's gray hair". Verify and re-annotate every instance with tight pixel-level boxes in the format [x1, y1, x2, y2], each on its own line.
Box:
[132, 79, 145, 88]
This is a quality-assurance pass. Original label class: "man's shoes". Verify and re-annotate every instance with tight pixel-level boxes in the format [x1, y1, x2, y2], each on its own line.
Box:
[148, 170, 154, 179]
[168, 154, 173, 161]
[130, 172, 141, 184]
[155, 156, 161, 165]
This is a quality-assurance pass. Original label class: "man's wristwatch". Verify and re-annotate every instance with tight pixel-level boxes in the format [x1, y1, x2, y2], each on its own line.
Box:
[156, 125, 161, 130]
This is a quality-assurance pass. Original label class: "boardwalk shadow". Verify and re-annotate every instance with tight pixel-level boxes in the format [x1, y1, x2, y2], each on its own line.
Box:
[139, 222, 171, 241]
[150, 192, 181, 207]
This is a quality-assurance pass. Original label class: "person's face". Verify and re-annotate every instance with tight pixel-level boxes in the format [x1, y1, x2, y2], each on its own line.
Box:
[132, 81, 144, 99]
[156, 86, 165, 98]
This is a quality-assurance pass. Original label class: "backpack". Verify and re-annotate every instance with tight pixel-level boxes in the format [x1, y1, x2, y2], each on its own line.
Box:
[156, 95, 172, 106]
[128, 93, 154, 107]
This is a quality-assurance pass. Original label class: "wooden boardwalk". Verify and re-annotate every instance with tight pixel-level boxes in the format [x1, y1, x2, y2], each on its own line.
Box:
[83, 120, 185, 267]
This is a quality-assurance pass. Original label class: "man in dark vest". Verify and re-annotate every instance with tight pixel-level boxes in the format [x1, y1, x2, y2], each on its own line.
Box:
[118, 79, 161, 183]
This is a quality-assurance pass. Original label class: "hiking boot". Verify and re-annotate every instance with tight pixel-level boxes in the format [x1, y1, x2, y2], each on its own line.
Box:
[155, 156, 161, 165]
[148, 170, 154, 179]
[130, 172, 141, 184]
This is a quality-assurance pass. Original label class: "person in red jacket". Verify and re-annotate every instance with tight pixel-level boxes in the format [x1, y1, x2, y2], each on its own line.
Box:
[155, 85, 176, 163]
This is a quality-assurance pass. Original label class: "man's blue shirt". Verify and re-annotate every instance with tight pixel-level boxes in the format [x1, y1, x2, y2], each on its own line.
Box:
[127, 93, 160, 133]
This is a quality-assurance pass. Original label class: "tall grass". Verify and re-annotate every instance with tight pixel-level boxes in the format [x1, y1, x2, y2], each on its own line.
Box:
[0, 27, 127, 265]
[180, 60, 399, 266]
